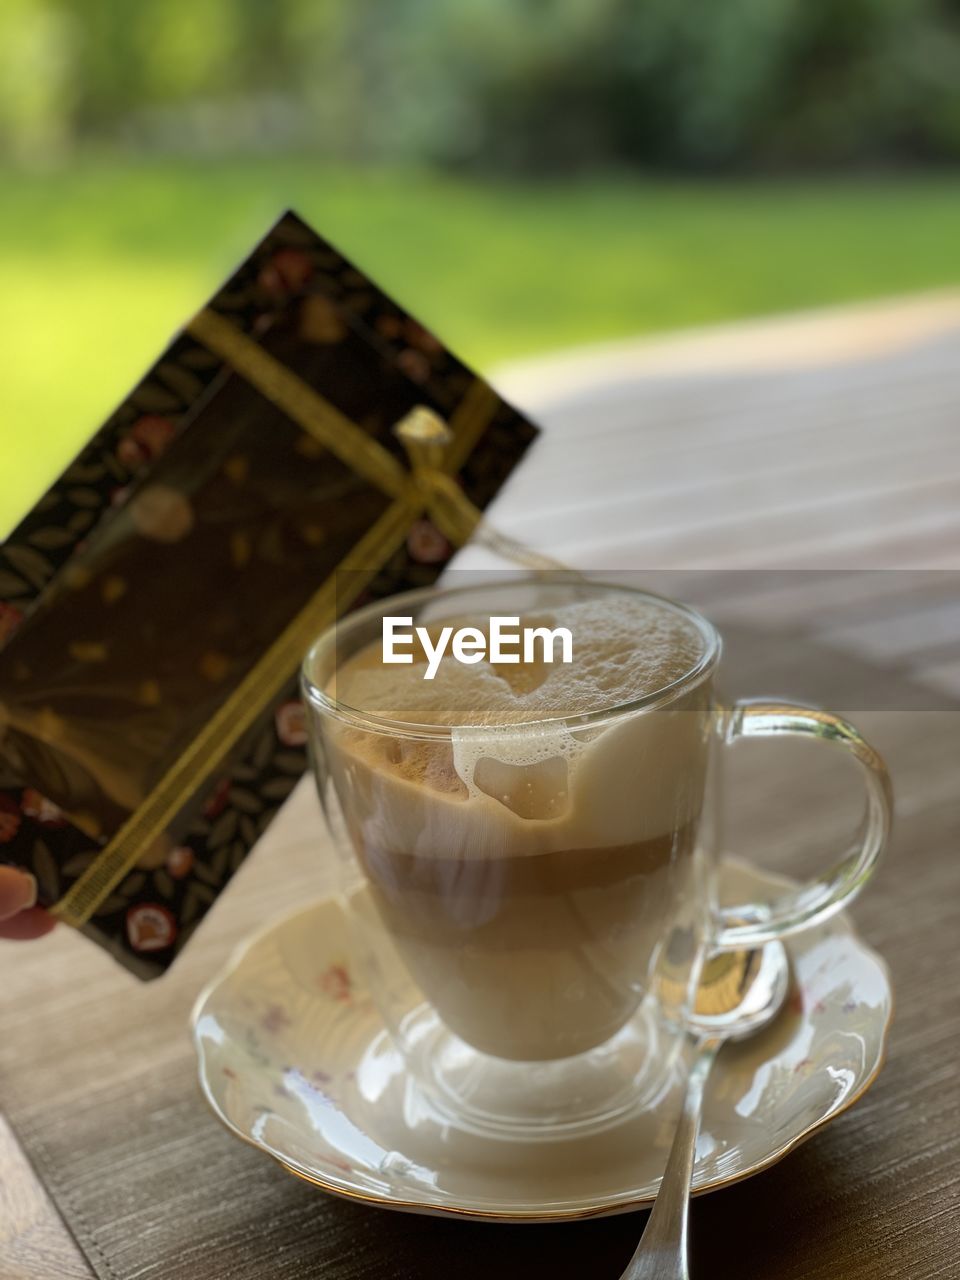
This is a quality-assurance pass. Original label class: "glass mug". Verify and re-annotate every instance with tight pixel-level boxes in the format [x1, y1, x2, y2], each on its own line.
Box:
[302, 577, 891, 1138]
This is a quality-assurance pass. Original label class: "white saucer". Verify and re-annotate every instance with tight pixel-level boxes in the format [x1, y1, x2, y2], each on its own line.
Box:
[191, 860, 891, 1222]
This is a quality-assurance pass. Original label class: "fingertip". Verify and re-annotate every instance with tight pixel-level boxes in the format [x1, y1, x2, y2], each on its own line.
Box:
[0, 906, 57, 941]
[0, 867, 39, 918]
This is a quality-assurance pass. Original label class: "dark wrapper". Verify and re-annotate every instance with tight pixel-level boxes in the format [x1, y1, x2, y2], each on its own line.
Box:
[0, 211, 537, 977]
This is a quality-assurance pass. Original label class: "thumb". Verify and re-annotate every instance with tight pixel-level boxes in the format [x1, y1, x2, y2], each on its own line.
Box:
[0, 867, 38, 919]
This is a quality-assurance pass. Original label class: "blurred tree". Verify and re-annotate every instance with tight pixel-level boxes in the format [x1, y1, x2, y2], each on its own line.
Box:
[0, 0, 79, 160]
[761, 0, 960, 164]
[2, 0, 960, 170]
[133, 0, 239, 99]
[72, 0, 144, 136]
[419, 0, 960, 170]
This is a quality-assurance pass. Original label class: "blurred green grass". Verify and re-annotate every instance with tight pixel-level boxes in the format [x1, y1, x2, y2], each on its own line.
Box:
[3, 159, 960, 535]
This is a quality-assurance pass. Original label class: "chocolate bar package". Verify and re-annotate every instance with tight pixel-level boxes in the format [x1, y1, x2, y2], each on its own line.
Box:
[0, 211, 537, 977]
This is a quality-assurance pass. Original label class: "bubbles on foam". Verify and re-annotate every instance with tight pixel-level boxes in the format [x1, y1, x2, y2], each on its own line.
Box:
[332, 596, 705, 731]
[451, 720, 585, 804]
[499, 596, 704, 721]
[331, 652, 518, 727]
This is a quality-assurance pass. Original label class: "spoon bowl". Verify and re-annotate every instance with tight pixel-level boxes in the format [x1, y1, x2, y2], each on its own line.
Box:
[619, 941, 791, 1280]
[689, 943, 790, 1040]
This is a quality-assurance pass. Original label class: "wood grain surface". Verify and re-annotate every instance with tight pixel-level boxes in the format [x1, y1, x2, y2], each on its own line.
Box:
[0, 1114, 90, 1280]
[2, 294, 958, 1280]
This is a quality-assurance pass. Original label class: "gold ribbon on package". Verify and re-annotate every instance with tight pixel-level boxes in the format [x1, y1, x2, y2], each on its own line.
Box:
[50, 309, 559, 928]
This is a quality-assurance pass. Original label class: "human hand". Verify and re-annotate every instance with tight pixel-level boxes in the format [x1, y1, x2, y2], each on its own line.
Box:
[0, 867, 56, 939]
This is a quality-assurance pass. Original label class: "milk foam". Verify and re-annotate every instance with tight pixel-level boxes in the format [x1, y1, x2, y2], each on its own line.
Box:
[332, 598, 704, 727]
[327, 598, 711, 859]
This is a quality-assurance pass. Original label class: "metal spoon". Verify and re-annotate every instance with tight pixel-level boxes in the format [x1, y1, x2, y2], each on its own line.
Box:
[619, 942, 790, 1280]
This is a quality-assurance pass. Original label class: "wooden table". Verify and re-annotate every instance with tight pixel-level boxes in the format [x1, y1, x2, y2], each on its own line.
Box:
[3, 291, 959, 1279]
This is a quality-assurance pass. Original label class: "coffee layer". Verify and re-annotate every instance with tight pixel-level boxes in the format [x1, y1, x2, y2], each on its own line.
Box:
[359, 825, 699, 1061]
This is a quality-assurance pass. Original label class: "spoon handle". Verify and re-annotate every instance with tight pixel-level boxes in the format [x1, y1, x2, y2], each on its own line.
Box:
[618, 1038, 719, 1280]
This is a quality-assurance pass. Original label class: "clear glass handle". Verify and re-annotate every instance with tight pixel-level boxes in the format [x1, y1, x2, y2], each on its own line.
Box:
[716, 700, 893, 948]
